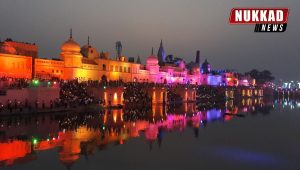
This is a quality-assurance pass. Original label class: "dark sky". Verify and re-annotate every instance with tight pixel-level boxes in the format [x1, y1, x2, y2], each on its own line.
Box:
[0, 0, 299, 81]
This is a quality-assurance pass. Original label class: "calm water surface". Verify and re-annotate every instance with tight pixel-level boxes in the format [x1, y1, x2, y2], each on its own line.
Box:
[1, 99, 300, 170]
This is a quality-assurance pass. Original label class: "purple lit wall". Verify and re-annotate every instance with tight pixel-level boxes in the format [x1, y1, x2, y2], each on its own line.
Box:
[207, 75, 222, 86]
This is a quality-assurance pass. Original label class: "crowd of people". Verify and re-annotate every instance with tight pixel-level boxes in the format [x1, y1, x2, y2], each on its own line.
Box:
[196, 85, 225, 102]
[0, 99, 49, 113]
[123, 82, 152, 109]
[0, 77, 203, 114]
[85, 80, 125, 88]
[0, 77, 30, 90]
[0, 79, 101, 113]
[167, 87, 183, 104]
[59, 80, 98, 107]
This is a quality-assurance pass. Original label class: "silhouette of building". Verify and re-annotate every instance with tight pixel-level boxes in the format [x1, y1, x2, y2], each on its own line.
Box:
[201, 59, 211, 74]
[196, 50, 200, 64]
[157, 40, 166, 66]
[115, 41, 122, 60]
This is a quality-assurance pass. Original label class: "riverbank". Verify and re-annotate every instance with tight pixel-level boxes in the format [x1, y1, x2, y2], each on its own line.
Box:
[0, 104, 105, 117]
[0, 80, 272, 117]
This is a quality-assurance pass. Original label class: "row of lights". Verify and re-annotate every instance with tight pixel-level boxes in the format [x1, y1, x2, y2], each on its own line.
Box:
[31, 80, 57, 86]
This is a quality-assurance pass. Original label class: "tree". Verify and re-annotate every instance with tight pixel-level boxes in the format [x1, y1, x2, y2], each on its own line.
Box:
[245, 69, 274, 85]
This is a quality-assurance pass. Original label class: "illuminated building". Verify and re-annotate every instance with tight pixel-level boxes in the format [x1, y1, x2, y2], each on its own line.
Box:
[3, 39, 38, 58]
[0, 32, 251, 86]
[0, 52, 32, 79]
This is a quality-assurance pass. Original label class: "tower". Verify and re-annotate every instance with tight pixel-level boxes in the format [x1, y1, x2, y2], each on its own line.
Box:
[146, 47, 159, 74]
[136, 55, 141, 64]
[115, 41, 122, 60]
[60, 29, 83, 72]
[196, 50, 200, 64]
[70, 28, 73, 39]
[157, 40, 166, 66]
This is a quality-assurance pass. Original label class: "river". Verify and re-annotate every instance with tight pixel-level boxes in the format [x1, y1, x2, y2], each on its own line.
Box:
[0, 99, 299, 170]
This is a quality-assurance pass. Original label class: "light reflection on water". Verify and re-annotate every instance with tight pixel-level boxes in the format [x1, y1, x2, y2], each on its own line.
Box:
[0, 98, 299, 169]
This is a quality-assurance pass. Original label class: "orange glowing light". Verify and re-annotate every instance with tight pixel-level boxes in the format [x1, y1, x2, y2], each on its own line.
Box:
[152, 91, 156, 103]
[113, 112, 117, 123]
[104, 92, 108, 105]
[113, 92, 118, 101]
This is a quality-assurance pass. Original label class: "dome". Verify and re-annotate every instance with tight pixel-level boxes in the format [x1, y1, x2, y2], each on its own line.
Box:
[80, 44, 91, 57]
[179, 60, 185, 69]
[81, 44, 100, 59]
[81, 44, 90, 50]
[202, 59, 210, 67]
[61, 38, 81, 53]
[146, 55, 159, 65]
[0, 42, 17, 54]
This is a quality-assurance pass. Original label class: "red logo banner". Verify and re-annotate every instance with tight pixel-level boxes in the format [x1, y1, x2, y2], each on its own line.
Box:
[229, 8, 289, 24]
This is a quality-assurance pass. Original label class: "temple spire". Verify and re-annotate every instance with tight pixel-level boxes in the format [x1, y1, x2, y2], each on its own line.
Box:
[157, 40, 166, 65]
[88, 36, 90, 46]
[137, 55, 141, 64]
[196, 50, 200, 64]
[151, 47, 154, 55]
[70, 28, 73, 39]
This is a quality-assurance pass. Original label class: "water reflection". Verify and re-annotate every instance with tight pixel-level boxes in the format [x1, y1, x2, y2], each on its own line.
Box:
[0, 98, 285, 168]
[274, 99, 300, 110]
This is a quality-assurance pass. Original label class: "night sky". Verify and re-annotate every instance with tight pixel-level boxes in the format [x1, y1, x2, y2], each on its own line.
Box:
[0, 0, 299, 81]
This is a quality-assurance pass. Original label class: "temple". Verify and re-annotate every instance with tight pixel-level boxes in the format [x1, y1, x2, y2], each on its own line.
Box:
[0, 32, 254, 86]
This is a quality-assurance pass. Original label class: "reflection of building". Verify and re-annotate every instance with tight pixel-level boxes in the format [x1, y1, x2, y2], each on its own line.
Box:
[0, 33, 253, 86]
[0, 141, 32, 166]
[0, 100, 271, 167]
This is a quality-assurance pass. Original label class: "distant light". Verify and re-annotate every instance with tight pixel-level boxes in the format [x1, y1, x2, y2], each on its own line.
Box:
[33, 80, 39, 86]
[32, 138, 38, 145]
[120, 140, 124, 145]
